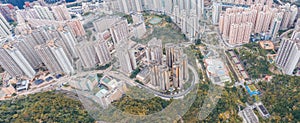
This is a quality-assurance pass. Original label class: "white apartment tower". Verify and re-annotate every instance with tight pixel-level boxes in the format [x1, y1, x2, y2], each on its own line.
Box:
[150, 63, 171, 91]
[269, 13, 283, 41]
[59, 29, 79, 59]
[212, 2, 222, 25]
[76, 42, 99, 69]
[50, 44, 74, 74]
[51, 4, 71, 21]
[275, 38, 300, 75]
[146, 38, 163, 65]
[0, 48, 23, 78]
[33, 5, 55, 20]
[14, 36, 42, 68]
[35, 41, 74, 74]
[165, 43, 183, 68]
[0, 45, 36, 78]
[116, 42, 137, 73]
[110, 19, 129, 44]
[0, 13, 11, 37]
[94, 40, 112, 65]
[93, 16, 119, 33]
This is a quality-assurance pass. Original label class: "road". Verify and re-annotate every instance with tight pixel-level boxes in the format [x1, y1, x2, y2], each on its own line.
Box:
[280, 29, 294, 38]
[18, 66, 113, 96]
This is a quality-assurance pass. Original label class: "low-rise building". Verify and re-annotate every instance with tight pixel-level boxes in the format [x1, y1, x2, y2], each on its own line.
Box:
[238, 106, 259, 123]
[96, 76, 127, 108]
[136, 68, 150, 83]
[259, 40, 275, 50]
[255, 102, 271, 119]
[204, 58, 231, 86]
[16, 80, 29, 91]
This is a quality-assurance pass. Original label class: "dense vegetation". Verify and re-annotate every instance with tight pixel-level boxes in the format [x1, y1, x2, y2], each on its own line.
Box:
[130, 68, 141, 79]
[123, 14, 133, 24]
[0, 91, 94, 123]
[258, 75, 300, 122]
[112, 96, 171, 115]
[182, 81, 246, 122]
[181, 43, 300, 122]
[238, 43, 274, 79]
[96, 63, 111, 70]
[181, 74, 300, 122]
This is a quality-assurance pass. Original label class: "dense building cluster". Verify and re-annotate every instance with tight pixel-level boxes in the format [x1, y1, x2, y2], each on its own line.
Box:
[216, 0, 273, 6]
[216, 3, 298, 45]
[110, 0, 204, 41]
[0, 3, 113, 79]
[147, 38, 188, 91]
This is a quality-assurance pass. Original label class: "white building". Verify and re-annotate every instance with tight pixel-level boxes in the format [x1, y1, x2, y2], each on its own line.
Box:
[275, 38, 300, 75]
[35, 40, 74, 74]
[0, 45, 36, 78]
[109, 19, 129, 44]
[0, 13, 11, 37]
[50, 44, 75, 74]
[59, 29, 79, 59]
[212, 2, 222, 25]
[51, 4, 71, 21]
[269, 13, 283, 41]
[146, 38, 163, 64]
[132, 22, 146, 39]
[94, 40, 112, 65]
[116, 42, 136, 73]
[76, 42, 98, 69]
[93, 16, 120, 33]
[14, 36, 42, 68]
[33, 5, 55, 20]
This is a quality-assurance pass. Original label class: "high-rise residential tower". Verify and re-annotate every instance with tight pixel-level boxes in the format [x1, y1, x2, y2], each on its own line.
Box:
[110, 19, 129, 44]
[35, 40, 74, 74]
[116, 42, 137, 73]
[51, 4, 71, 21]
[275, 38, 300, 75]
[94, 40, 112, 65]
[0, 44, 36, 78]
[0, 13, 11, 37]
[146, 38, 163, 65]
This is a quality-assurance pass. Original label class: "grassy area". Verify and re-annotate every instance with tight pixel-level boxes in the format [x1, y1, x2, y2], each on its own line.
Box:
[132, 26, 186, 45]
[132, 14, 187, 45]
[248, 84, 257, 91]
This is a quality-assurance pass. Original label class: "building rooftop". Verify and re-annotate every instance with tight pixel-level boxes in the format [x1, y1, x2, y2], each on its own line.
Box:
[16, 80, 29, 91]
[205, 58, 231, 84]
[255, 102, 271, 118]
[259, 40, 274, 50]
[228, 50, 236, 57]
[237, 64, 244, 71]
[232, 57, 240, 64]
[137, 68, 150, 78]
[241, 71, 249, 79]
[241, 107, 259, 123]
[258, 105, 268, 115]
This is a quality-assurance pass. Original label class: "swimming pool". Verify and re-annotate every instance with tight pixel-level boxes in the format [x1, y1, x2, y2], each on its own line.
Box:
[102, 77, 111, 83]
